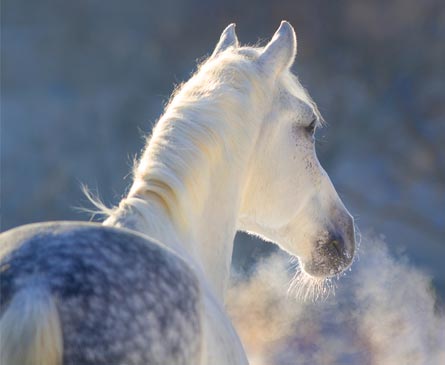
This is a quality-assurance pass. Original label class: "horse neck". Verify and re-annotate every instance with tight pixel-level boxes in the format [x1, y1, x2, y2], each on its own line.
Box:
[106, 82, 264, 300]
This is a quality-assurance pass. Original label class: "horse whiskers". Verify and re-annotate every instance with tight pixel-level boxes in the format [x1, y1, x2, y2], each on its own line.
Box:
[287, 265, 336, 302]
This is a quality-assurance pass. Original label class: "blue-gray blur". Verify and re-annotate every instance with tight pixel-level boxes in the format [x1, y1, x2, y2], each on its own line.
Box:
[2, 1, 444, 297]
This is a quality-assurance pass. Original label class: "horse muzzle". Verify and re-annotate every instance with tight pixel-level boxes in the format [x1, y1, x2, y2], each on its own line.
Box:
[303, 214, 356, 278]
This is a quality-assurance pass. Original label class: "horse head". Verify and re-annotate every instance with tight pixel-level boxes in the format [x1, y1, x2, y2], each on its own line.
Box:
[234, 22, 356, 279]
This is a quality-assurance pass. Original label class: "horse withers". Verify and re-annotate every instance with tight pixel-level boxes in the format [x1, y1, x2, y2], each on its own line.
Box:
[0, 22, 355, 365]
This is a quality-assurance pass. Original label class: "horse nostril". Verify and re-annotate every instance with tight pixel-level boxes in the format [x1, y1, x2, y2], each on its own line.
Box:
[330, 238, 343, 256]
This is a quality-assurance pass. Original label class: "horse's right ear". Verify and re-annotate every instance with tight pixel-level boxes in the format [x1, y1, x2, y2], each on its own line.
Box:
[259, 21, 297, 75]
[211, 23, 239, 58]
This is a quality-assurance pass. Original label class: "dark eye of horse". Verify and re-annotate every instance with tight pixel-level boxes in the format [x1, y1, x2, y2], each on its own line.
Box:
[305, 119, 317, 135]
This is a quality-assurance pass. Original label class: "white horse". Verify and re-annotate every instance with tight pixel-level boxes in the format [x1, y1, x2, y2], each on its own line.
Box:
[0, 21, 355, 365]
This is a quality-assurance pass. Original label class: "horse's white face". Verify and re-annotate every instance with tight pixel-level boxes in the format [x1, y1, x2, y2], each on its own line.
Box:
[223, 22, 356, 278]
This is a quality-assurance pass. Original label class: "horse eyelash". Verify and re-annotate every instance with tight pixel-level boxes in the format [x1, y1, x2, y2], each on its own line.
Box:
[305, 118, 317, 135]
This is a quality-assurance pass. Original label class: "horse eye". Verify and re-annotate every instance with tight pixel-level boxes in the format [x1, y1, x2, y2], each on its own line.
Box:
[305, 119, 317, 135]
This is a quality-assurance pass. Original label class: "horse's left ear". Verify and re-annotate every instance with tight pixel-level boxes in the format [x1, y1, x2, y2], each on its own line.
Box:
[211, 23, 239, 58]
[259, 21, 297, 75]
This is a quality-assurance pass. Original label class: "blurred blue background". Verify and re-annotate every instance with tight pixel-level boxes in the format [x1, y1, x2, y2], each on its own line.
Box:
[1, 0, 444, 298]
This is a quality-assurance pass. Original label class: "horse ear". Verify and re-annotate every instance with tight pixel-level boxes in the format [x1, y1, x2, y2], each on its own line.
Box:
[211, 23, 239, 58]
[259, 21, 297, 75]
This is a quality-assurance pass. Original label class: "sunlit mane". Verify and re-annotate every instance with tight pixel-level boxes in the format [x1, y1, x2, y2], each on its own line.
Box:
[131, 48, 263, 211]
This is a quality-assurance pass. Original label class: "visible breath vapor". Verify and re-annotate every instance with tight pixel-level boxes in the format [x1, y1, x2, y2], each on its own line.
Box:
[227, 236, 445, 365]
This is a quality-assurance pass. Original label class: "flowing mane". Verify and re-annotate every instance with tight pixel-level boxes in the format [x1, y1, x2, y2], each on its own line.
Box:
[131, 48, 265, 217]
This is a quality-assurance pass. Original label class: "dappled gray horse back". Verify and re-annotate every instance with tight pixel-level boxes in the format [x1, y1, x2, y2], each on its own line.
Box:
[0, 222, 202, 365]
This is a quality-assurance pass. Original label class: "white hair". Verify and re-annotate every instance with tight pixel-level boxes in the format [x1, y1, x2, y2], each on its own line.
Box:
[129, 45, 322, 220]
